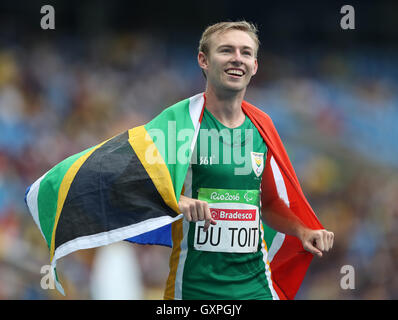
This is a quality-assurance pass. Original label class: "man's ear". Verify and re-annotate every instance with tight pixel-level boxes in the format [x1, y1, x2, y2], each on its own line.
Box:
[252, 58, 258, 76]
[198, 51, 209, 79]
[198, 51, 208, 71]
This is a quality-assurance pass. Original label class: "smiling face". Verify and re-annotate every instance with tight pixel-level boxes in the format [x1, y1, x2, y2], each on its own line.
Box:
[198, 29, 258, 95]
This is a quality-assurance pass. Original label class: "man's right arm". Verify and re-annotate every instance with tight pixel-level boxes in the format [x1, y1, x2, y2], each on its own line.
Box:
[178, 195, 217, 232]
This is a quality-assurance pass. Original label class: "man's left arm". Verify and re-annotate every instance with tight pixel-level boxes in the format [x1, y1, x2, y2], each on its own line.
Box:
[260, 155, 334, 258]
[260, 199, 334, 257]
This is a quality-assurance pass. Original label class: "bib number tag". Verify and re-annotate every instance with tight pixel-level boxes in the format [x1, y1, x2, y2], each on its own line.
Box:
[194, 189, 260, 253]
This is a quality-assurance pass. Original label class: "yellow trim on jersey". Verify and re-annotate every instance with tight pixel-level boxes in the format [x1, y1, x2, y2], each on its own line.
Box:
[164, 219, 183, 299]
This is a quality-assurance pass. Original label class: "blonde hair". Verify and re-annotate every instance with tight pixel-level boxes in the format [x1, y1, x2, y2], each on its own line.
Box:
[198, 21, 260, 57]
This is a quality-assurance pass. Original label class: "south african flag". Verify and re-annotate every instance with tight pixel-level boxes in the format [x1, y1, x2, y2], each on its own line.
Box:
[25, 93, 323, 298]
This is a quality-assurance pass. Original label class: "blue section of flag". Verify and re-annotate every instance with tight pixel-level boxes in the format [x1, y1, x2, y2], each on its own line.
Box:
[125, 222, 172, 247]
[24, 185, 31, 205]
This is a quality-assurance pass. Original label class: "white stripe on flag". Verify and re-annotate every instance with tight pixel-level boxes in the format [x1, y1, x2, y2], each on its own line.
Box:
[260, 223, 279, 300]
[268, 232, 285, 263]
[26, 172, 47, 239]
[172, 93, 204, 299]
[268, 156, 288, 262]
[52, 214, 183, 295]
[188, 93, 205, 154]
[270, 156, 289, 206]
[174, 90, 203, 298]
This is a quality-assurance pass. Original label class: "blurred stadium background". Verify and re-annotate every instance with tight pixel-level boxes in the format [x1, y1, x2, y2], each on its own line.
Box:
[0, 0, 397, 299]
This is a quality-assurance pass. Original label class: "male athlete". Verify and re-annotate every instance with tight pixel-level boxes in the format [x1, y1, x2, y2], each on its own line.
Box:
[164, 21, 334, 300]
[24, 20, 334, 300]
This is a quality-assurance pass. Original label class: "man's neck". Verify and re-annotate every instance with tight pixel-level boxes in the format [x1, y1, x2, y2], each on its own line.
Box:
[204, 86, 246, 128]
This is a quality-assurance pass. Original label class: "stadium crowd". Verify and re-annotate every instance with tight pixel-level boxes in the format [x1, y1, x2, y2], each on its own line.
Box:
[0, 33, 397, 299]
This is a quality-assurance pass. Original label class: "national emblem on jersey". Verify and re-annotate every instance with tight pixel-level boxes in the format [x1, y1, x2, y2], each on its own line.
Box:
[251, 152, 264, 177]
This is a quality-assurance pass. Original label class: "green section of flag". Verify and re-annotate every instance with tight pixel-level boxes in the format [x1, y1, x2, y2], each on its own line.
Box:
[37, 146, 95, 247]
[262, 221, 278, 251]
[145, 98, 195, 201]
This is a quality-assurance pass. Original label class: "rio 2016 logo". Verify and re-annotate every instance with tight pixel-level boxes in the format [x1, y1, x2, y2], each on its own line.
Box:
[210, 192, 240, 201]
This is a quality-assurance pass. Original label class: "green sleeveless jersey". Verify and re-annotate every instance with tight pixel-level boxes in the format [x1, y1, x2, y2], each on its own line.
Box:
[165, 108, 277, 300]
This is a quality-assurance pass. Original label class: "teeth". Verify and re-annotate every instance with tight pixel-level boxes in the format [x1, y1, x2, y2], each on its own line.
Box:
[226, 69, 243, 76]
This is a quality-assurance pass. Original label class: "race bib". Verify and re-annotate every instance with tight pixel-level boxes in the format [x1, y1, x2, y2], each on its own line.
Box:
[194, 188, 260, 253]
